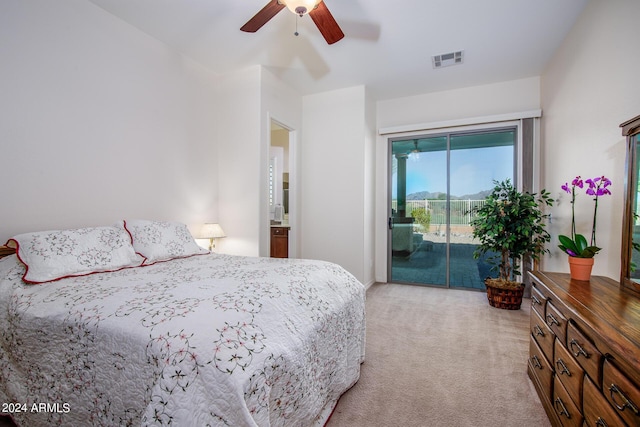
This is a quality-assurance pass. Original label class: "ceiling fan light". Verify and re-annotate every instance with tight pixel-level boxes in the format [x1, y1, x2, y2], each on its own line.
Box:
[280, 0, 322, 16]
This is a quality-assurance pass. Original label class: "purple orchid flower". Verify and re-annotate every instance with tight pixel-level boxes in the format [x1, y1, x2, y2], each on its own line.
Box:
[588, 186, 612, 196]
[571, 176, 584, 188]
[561, 176, 583, 242]
[586, 175, 613, 196]
[560, 174, 612, 256]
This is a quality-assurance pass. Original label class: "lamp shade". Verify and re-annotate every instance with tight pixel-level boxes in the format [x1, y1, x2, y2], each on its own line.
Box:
[199, 223, 226, 239]
[280, 0, 322, 16]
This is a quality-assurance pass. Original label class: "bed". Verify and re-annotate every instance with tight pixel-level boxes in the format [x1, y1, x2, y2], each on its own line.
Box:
[0, 221, 366, 426]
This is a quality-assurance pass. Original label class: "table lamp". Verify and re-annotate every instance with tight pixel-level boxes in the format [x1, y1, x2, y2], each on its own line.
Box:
[199, 223, 226, 251]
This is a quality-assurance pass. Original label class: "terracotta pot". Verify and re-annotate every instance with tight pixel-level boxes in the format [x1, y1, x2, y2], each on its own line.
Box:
[568, 256, 594, 281]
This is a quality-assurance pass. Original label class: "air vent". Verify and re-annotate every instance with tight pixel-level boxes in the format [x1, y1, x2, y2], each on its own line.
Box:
[432, 50, 464, 69]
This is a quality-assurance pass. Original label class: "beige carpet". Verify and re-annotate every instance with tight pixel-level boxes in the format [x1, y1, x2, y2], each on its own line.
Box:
[326, 283, 551, 427]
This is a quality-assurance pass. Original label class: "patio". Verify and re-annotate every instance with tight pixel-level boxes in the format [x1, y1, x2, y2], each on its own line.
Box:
[391, 234, 494, 290]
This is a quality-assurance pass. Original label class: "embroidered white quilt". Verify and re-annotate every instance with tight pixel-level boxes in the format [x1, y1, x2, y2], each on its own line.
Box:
[0, 254, 366, 426]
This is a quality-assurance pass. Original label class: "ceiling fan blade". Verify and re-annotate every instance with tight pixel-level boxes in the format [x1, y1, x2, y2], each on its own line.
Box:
[240, 0, 285, 33]
[309, 1, 344, 45]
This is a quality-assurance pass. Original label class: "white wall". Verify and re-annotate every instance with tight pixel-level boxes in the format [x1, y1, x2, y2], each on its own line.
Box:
[259, 69, 302, 258]
[215, 65, 302, 257]
[377, 77, 541, 130]
[364, 87, 377, 287]
[215, 66, 261, 256]
[541, 0, 640, 279]
[375, 77, 542, 282]
[301, 86, 375, 286]
[0, 0, 219, 240]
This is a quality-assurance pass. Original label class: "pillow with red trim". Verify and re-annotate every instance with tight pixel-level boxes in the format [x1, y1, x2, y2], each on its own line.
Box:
[6, 225, 144, 284]
[122, 219, 208, 265]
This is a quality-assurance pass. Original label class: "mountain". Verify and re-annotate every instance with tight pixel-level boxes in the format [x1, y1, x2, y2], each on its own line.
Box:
[457, 189, 492, 200]
[407, 191, 444, 200]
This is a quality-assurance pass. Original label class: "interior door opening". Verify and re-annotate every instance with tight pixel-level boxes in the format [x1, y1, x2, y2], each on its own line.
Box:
[388, 127, 516, 289]
[269, 119, 292, 258]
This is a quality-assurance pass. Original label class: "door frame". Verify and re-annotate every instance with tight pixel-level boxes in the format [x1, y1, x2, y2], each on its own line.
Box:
[267, 117, 298, 258]
[386, 121, 525, 287]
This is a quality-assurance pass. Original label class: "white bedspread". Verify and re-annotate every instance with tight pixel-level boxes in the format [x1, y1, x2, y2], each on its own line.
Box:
[0, 254, 365, 426]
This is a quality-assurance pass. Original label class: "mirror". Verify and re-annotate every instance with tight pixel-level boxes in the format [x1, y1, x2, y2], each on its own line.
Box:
[620, 114, 640, 294]
[269, 120, 290, 224]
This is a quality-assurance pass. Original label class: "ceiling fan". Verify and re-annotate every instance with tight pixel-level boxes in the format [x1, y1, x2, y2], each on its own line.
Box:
[241, 0, 345, 45]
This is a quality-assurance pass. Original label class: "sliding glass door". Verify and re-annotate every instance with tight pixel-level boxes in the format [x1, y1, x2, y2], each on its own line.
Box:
[389, 128, 515, 289]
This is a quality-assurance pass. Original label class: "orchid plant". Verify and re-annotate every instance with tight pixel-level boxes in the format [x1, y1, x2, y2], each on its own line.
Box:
[558, 175, 612, 258]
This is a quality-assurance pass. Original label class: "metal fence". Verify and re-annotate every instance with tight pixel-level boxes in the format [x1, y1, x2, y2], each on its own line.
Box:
[391, 199, 487, 226]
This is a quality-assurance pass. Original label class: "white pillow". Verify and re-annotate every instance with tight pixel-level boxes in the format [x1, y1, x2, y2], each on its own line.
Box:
[7, 225, 144, 284]
[123, 220, 208, 265]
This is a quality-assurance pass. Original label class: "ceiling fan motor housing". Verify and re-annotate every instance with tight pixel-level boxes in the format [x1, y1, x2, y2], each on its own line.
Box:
[242, 0, 343, 45]
[280, 0, 322, 16]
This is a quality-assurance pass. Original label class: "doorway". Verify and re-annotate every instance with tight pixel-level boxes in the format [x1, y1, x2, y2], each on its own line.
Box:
[269, 120, 292, 257]
[388, 127, 516, 289]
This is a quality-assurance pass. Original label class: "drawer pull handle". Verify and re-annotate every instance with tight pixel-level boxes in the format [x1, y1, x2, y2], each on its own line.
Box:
[532, 295, 541, 305]
[531, 355, 542, 369]
[569, 339, 589, 359]
[595, 417, 609, 427]
[609, 383, 640, 415]
[556, 358, 571, 376]
[554, 397, 571, 419]
[534, 325, 545, 337]
[546, 313, 560, 327]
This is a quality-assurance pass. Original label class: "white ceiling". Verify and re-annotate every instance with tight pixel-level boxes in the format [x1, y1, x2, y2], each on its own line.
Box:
[86, 0, 589, 101]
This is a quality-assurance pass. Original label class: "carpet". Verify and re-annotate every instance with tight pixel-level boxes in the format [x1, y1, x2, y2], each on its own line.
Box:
[326, 283, 551, 427]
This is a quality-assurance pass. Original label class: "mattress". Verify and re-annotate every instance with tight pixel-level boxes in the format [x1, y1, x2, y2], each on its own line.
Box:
[0, 253, 365, 426]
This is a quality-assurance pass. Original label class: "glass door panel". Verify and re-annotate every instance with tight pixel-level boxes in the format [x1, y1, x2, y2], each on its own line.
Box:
[449, 130, 515, 289]
[390, 136, 447, 286]
[389, 128, 515, 289]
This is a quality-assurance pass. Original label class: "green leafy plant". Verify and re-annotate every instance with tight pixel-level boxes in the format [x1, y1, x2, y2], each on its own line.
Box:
[470, 179, 553, 287]
[411, 207, 431, 233]
[558, 234, 599, 259]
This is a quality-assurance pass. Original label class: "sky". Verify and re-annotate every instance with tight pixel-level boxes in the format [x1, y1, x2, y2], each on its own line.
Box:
[393, 145, 514, 198]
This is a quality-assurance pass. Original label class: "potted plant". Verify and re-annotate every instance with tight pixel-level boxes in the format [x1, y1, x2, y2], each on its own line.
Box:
[558, 175, 611, 280]
[470, 179, 553, 309]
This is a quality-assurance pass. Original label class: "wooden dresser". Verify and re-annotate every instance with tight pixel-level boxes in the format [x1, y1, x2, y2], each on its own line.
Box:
[0, 245, 15, 258]
[270, 226, 289, 258]
[528, 271, 640, 427]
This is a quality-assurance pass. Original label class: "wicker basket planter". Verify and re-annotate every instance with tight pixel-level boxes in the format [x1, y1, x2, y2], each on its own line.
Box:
[485, 279, 524, 310]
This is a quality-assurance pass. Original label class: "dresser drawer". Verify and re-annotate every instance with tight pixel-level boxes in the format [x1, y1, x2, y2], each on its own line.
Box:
[531, 309, 555, 362]
[583, 375, 625, 427]
[567, 322, 602, 385]
[531, 284, 547, 319]
[546, 301, 568, 344]
[603, 359, 640, 426]
[530, 334, 554, 400]
[271, 227, 288, 235]
[554, 338, 584, 410]
[553, 375, 584, 427]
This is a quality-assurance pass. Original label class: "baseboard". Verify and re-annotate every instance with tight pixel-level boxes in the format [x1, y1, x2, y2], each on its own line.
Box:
[363, 279, 376, 290]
